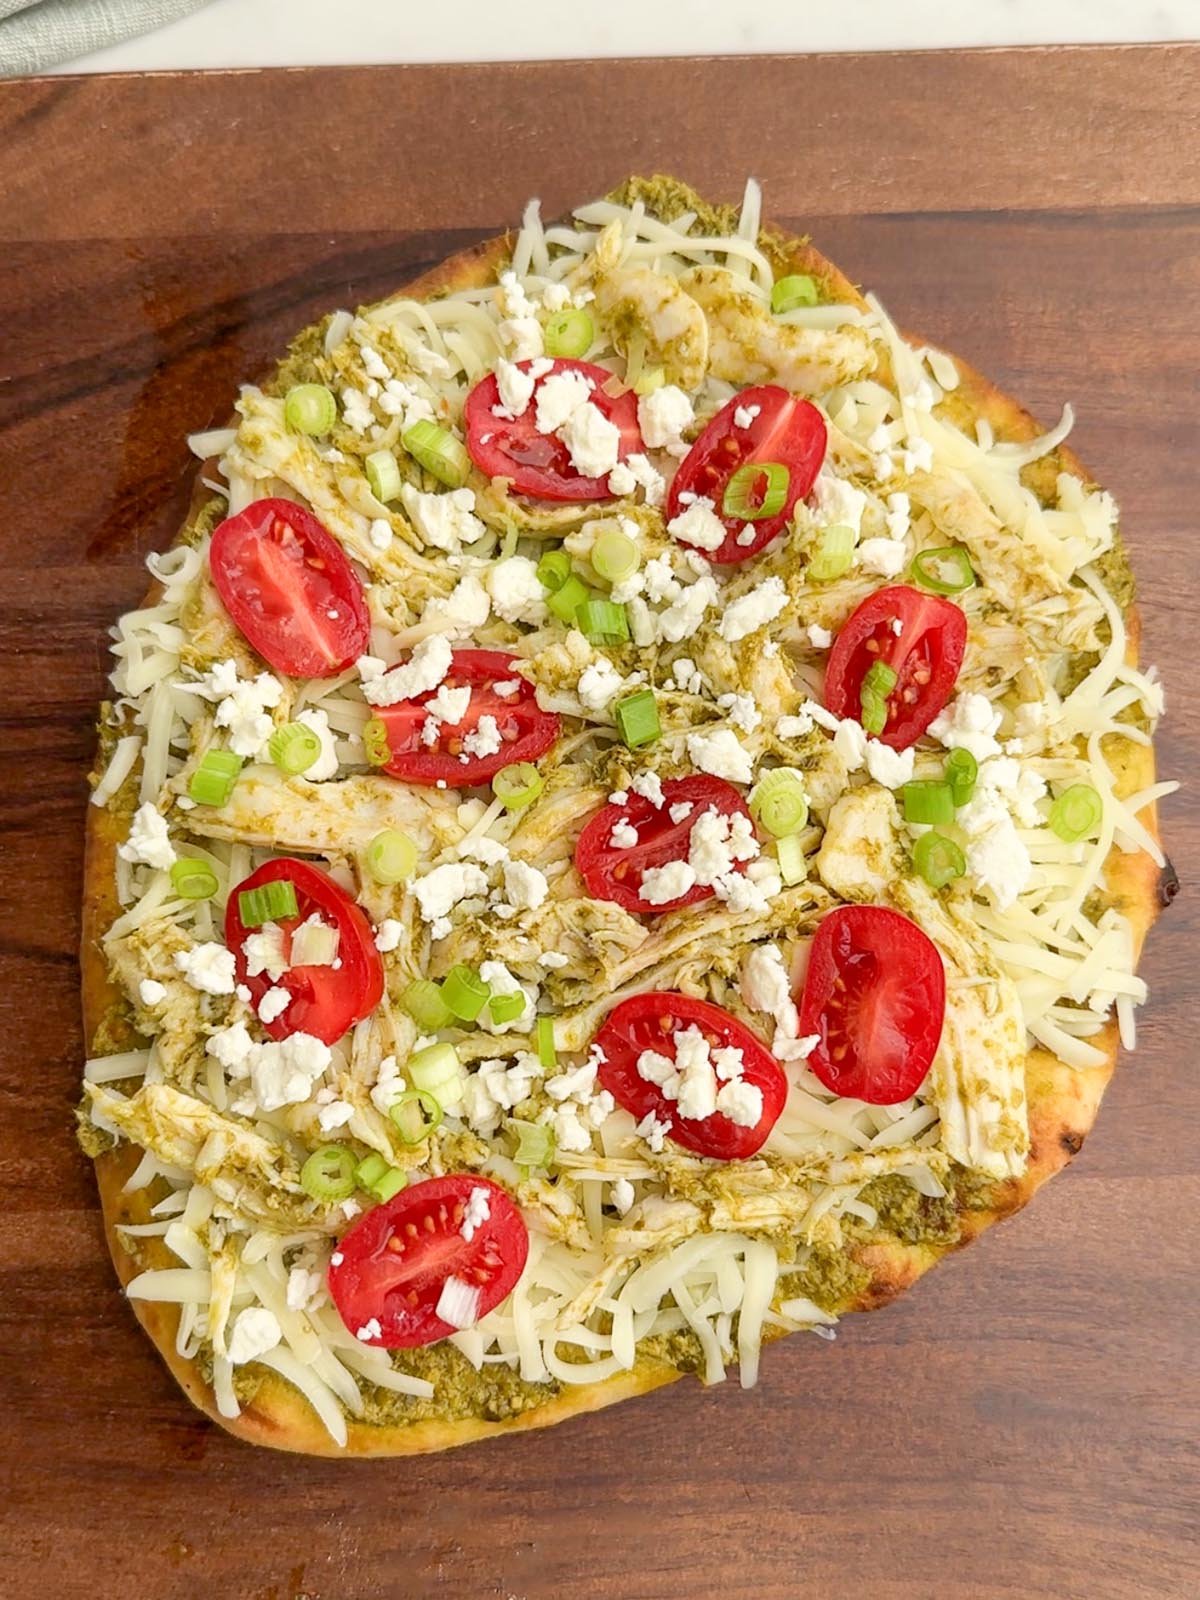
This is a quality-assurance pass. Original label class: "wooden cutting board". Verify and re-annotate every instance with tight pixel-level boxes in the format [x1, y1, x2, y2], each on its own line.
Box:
[0, 46, 1196, 1600]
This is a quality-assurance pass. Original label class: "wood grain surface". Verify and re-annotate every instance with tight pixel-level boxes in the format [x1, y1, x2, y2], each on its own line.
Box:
[1, 45, 1197, 1600]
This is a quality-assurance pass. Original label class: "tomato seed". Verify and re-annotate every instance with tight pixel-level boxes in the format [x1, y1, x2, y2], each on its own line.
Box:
[405, 1222, 418, 1238]
[387, 1236, 406, 1254]
[424, 1214, 436, 1233]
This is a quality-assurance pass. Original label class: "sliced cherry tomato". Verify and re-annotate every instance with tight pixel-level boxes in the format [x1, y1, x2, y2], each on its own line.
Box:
[666, 384, 827, 564]
[209, 498, 370, 678]
[575, 776, 754, 915]
[374, 649, 559, 787]
[824, 584, 967, 750]
[225, 859, 384, 1045]
[464, 358, 642, 502]
[595, 993, 787, 1159]
[328, 1176, 529, 1349]
[799, 906, 945, 1105]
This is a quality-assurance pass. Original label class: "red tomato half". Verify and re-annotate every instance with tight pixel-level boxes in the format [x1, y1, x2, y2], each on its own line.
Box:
[464, 359, 642, 502]
[374, 649, 559, 786]
[824, 585, 967, 750]
[799, 906, 945, 1105]
[328, 1176, 529, 1349]
[666, 385, 827, 564]
[209, 498, 370, 678]
[595, 993, 787, 1160]
[575, 776, 754, 915]
[225, 859, 384, 1045]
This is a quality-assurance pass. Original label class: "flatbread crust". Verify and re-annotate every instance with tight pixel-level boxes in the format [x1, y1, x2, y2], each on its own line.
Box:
[81, 201, 1168, 1456]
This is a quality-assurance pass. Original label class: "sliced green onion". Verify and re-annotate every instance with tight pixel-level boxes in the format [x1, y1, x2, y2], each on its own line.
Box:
[576, 598, 630, 645]
[509, 1118, 554, 1171]
[591, 527, 641, 585]
[862, 661, 898, 699]
[912, 545, 976, 595]
[945, 747, 978, 807]
[237, 879, 299, 928]
[493, 762, 543, 812]
[901, 780, 956, 827]
[721, 461, 789, 522]
[1049, 783, 1102, 843]
[390, 1088, 443, 1146]
[284, 383, 337, 436]
[401, 418, 470, 489]
[362, 717, 392, 768]
[808, 524, 857, 583]
[488, 990, 527, 1026]
[170, 858, 218, 900]
[776, 833, 808, 886]
[365, 448, 402, 503]
[291, 919, 339, 966]
[859, 694, 887, 736]
[547, 573, 590, 625]
[355, 1151, 389, 1189]
[188, 748, 243, 808]
[912, 830, 966, 889]
[633, 366, 664, 396]
[441, 965, 490, 1023]
[368, 1166, 408, 1203]
[365, 828, 417, 884]
[300, 1145, 357, 1202]
[750, 770, 809, 838]
[614, 688, 660, 749]
[407, 1043, 463, 1100]
[267, 720, 322, 777]
[536, 549, 572, 592]
[402, 979, 452, 1032]
[543, 307, 594, 358]
[771, 274, 819, 313]
[536, 1015, 557, 1070]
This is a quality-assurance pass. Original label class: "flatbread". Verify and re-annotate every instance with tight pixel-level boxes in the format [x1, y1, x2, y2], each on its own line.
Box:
[81, 189, 1168, 1456]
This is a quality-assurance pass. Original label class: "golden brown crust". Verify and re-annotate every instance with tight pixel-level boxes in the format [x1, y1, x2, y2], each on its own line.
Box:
[82, 203, 1166, 1456]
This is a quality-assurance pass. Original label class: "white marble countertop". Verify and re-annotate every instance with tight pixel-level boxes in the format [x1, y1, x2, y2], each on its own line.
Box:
[51, 0, 1196, 76]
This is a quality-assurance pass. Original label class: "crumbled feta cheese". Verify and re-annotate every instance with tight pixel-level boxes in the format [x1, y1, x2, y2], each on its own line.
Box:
[317, 1100, 355, 1133]
[461, 714, 502, 760]
[833, 718, 868, 773]
[637, 385, 694, 456]
[197, 666, 284, 759]
[577, 656, 625, 711]
[658, 570, 719, 643]
[227, 1307, 282, 1365]
[688, 806, 759, 889]
[720, 576, 788, 643]
[356, 655, 387, 683]
[670, 656, 706, 694]
[630, 770, 665, 808]
[249, 1032, 332, 1112]
[360, 344, 390, 381]
[286, 1264, 325, 1311]
[426, 683, 472, 727]
[242, 921, 287, 981]
[340, 387, 374, 432]
[295, 708, 339, 782]
[560, 401, 621, 478]
[610, 819, 639, 849]
[812, 467, 868, 535]
[400, 483, 485, 554]
[858, 537, 908, 578]
[174, 942, 237, 996]
[494, 358, 536, 418]
[639, 860, 697, 905]
[363, 634, 452, 707]
[535, 368, 592, 433]
[864, 740, 915, 789]
[609, 450, 666, 505]
[501, 858, 550, 912]
[138, 978, 167, 1007]
[669, 801, 693, 824]
[460, 1052, 543, 1135]
[717, 692, 761, 733]
[929, 692, 1004, 762]
[610, 1177, 635, 1215]
[425, 573, 491, 634]
[668, 497, 726, 553]
[806, 622, 833, 649]
[978, 756, 1048, 827]
[355, 1316, 384, 1342]
[412, 862, 489, 929]
[643, 554, 681, 604]
[497, 315, 543, 361]
[716, 1079, 764, 1126]
[539, 950, 568, 969]
[966, 814, 1032, 911]
[374, 919, 403, 953]
[686, 728, 754, 784]
[635, 1111, 672, 1152]
[487, 556, 547, 625]
[206, 1021, 256, 1072]
[733, 402, 761, 429]
[119, 802, 176, 869]
[885, 491, 911, 540]
[367, 517, 393, 553]
[903, 435, 934, 474]
[460, 1185, 492, 1242]
[257, 986, 292, 1024]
